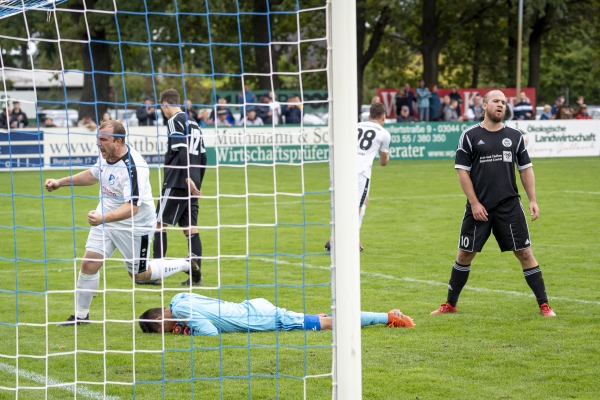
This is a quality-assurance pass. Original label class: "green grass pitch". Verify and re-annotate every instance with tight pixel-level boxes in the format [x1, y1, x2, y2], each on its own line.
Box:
[0, 156, 598, 399]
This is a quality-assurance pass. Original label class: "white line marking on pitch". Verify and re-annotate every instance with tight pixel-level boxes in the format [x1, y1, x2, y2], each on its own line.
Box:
[0, 361, 121, 400]
[256, 257, 600, 306]
[6, 257, 598, 306]
[563, 190, 600, 195]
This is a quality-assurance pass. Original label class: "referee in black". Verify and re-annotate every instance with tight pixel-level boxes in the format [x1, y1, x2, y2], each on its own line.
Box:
[431, 90, 555, 317]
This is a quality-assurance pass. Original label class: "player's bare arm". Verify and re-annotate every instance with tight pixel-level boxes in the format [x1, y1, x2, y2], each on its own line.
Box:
[457, 169, 488, 221]
[519, 167, 539, 221]
[379, 151, 389, 166]
[87, 203, 140, 226]
[45, 170, 99, 192]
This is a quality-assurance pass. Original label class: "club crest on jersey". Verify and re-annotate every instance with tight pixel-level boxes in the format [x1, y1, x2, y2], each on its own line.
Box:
[108, 174, 116, 185]
[502, 138, 512, 147]
[503, 151, 512, 162]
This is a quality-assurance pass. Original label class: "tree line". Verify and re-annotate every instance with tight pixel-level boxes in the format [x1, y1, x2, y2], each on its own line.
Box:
[0, 0, 598, 119]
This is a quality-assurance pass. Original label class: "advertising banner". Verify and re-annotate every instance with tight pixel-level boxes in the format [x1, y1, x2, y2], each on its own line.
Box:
[377, 87, 536, 119]
[506, 120, 599, 158]
[1, 119, 598, 170]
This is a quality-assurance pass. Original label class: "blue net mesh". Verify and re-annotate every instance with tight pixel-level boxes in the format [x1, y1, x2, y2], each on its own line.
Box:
[0, 0, 331, 398]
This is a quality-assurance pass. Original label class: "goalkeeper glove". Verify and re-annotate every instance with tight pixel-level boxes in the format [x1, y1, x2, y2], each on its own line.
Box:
[172, 323, 191, 335]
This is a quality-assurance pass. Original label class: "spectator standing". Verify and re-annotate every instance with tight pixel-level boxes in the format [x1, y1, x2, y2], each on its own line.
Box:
[269, 92, 281, 125]
[513, 92, 534, 120]
[102, 112, 111, 122]
[428, 85, 440, 122]
[237, 84, 256, 115]
[550, 96, 564, 118]
[434, 95, 451, 121]
[415, 79, 431, 121]
[77, 115, 97, 131]
[136, 97, 158, 126]
[255, 94, 273, 125]
[183, 100, 199, 123]
[0, 106, 12, 129]
[449, 86, 463, 105]
[465, 95, 484, 121]
[237, 109, 264, 126]
[209, 99, 236, 126]
[443, 99, 463, 122]
[396, 105, 415, 123]
[371, 95, 381, 104]
[395, 88, 409, 121]
[539, 105, 553, 120]
[575, 104, 592, 119]
[283, 95, 302, 124]
[10, 101, 28, 128]
[404, 83, 416, 116]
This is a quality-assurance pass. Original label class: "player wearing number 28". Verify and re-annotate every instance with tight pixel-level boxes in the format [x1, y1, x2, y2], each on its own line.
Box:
[356, 103, 391, 249]
[431, 90, 556, 317]
[155, 89, 207, 286]
[325, 103, 390, 252]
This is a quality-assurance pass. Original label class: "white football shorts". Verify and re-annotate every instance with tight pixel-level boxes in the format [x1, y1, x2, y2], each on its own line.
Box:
[85, 226, 152, 274]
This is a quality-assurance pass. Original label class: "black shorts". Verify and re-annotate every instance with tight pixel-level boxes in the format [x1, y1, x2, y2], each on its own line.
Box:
[156, 187, 198, 227]
[458, 197, 531, 253]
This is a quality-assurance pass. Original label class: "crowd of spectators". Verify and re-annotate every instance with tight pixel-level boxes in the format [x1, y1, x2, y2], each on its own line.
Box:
[130, 86, 302, 127]
[393, 81, 593, 123]
[545, 95, 591, 120]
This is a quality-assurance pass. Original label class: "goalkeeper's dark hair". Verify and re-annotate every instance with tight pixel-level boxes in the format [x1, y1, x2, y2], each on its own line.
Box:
[139, 308, 164, 333]
[370, 102, 385, 120]
[159, 89, 181, 106]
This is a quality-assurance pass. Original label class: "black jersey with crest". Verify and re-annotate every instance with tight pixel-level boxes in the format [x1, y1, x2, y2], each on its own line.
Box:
[455, 124, 532, 211]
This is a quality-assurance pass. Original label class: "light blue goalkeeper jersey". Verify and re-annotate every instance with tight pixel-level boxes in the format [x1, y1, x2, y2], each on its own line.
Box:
[169, 293, 305, 336]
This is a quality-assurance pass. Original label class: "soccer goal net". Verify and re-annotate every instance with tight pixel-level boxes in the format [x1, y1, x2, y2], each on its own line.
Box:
[0, 0, 360, 398]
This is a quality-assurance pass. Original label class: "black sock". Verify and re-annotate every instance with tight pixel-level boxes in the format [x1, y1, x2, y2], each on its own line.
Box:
[188, 233, 202, 267]
[447, 262, 471, 307]
[523, 266, 548, 306]
[153, 231, 167, 259]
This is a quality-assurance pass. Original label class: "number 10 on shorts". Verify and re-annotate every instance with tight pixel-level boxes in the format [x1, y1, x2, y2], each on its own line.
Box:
[460, 235, 470, 249]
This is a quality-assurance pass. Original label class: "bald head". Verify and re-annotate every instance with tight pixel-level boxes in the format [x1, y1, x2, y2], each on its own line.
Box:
[483, 90, 506, 104]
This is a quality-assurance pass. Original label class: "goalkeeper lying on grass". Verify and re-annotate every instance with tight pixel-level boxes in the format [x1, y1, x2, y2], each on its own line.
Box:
[139, 293, 415, 336]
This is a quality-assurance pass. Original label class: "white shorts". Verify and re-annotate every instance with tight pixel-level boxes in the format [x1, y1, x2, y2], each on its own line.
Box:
[85, 227, 152, 274]
[358, 174, 371, 208]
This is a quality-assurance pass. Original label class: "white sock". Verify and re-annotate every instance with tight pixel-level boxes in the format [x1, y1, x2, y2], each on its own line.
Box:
[149, 258, 190, 280]
[76, 271, 99, 319]
[358, 204, 367, 229]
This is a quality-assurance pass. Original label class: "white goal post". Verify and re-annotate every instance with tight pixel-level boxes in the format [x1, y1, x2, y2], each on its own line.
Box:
[329, 0, 362, 398]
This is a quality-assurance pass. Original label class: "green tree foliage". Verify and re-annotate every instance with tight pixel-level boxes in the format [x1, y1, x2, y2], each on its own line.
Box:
[1, 0, 599, 112]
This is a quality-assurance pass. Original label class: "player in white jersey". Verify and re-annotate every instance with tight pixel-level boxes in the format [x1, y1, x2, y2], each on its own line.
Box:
[45, 120, 200, 326]
[325, 102, 390, 251]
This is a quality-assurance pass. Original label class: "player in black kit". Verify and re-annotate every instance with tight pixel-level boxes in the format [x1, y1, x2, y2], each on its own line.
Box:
[430, 90, 555, 317]
[154, 89, 207, 286]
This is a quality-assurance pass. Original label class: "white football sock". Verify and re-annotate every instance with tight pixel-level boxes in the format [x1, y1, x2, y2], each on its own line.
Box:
[76, 271, 99, 319]
[149, 258, 190, 281]
[358, 204, 367, 230]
